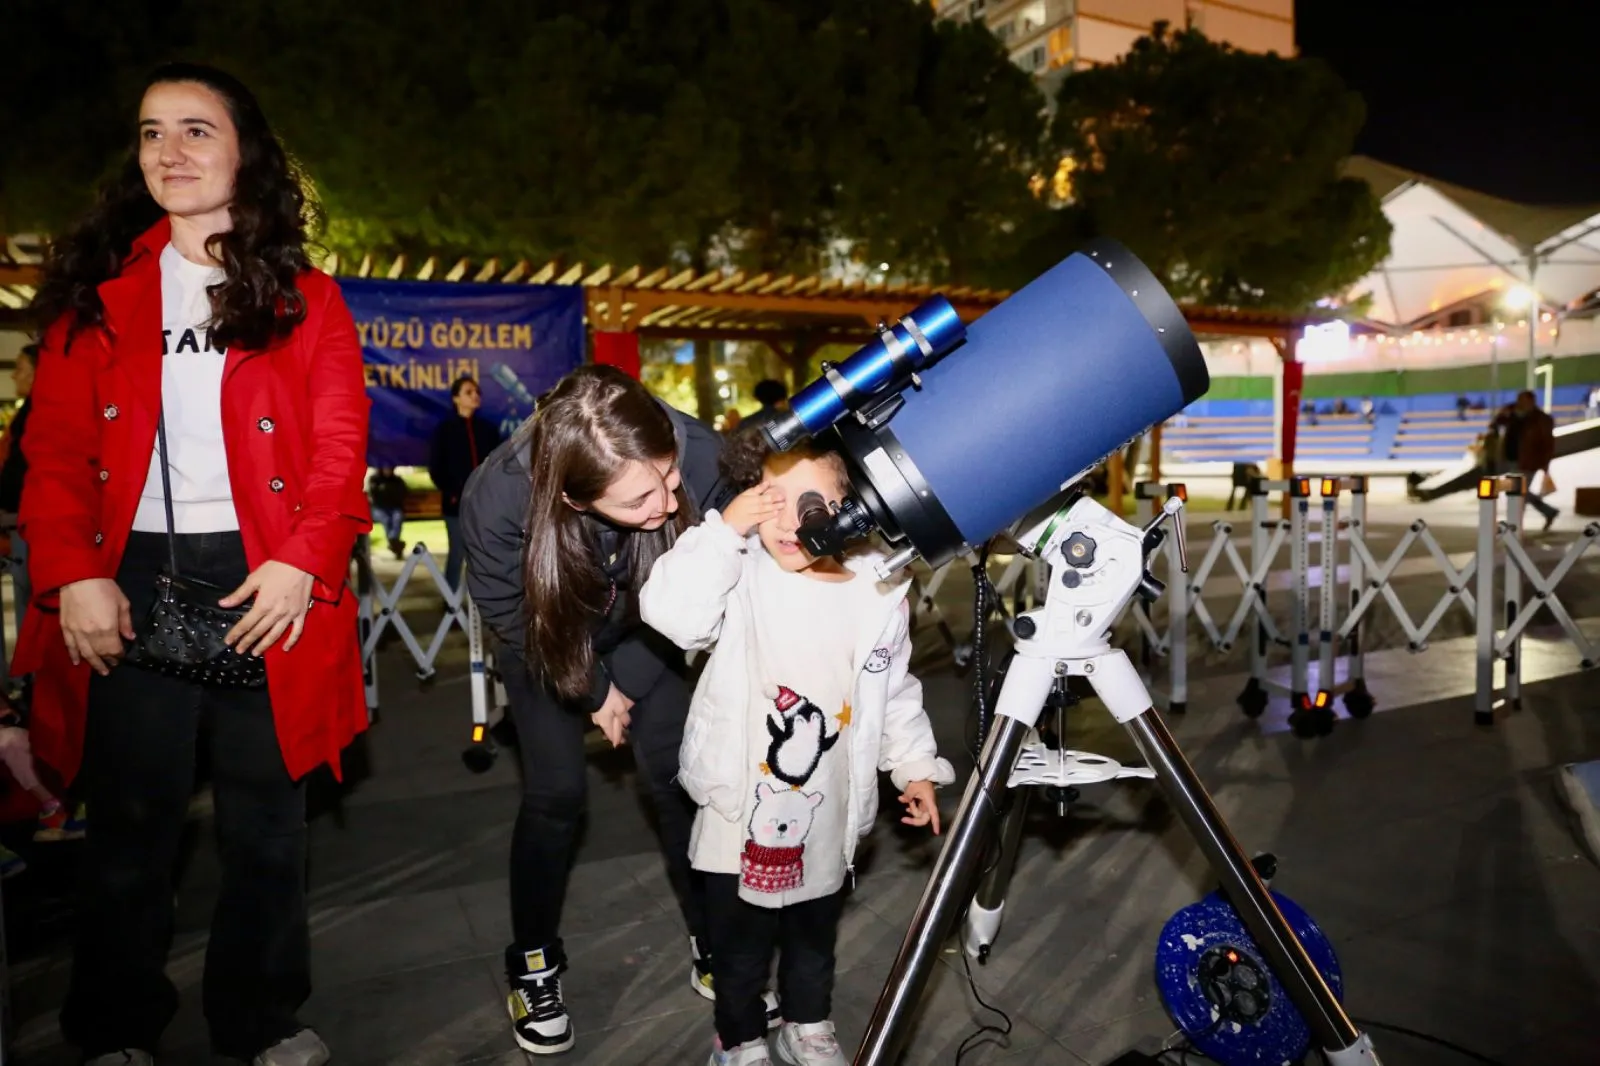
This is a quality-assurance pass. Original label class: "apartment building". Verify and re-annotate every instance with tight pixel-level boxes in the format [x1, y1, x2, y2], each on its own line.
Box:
[931, 0, 1294, 85]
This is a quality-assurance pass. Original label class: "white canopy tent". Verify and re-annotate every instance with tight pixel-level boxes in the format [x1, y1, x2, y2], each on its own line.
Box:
[1345, 158, 1600, 389]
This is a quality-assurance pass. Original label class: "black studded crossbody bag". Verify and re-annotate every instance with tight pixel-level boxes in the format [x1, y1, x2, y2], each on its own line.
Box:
[122, 412, 267, 687]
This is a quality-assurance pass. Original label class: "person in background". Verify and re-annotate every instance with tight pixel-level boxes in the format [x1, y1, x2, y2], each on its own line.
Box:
[1587, 384, 1600, 421]
[1360, 396, 1375, 424]
[429, 375, 502, 591]
[1493, 390, 1559, 530]
[366, 466, 409, 560]
[0, 683, 84, 876]
[721, 408, 743, 434]
[0, 342, 38, 617]
[0, 691, 43, 880]
[738, 379, 789, 438]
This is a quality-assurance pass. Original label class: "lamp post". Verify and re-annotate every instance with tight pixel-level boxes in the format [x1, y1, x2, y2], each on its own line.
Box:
[1489, 321, 1501, 412]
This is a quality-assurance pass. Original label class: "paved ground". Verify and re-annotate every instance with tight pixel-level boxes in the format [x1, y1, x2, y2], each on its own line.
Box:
[5, 496, 1600, 1066]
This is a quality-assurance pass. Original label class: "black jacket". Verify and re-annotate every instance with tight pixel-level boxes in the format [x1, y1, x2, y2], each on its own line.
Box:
[459, 399, 733, 712]
[428, 414, 502, 517]
[0, 399, 31, 514]
[366, 470, 408, 511]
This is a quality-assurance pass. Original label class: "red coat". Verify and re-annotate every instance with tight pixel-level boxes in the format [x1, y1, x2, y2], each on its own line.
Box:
[14, 218, 372, 784]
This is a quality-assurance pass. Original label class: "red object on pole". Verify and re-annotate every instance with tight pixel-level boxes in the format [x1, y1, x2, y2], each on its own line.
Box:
[1281, 357, 1303, 468]
[593, 330, 641, 378]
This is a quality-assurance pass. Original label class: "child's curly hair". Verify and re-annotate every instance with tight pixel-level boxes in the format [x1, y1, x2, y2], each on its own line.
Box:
[720, 426, 851, 495]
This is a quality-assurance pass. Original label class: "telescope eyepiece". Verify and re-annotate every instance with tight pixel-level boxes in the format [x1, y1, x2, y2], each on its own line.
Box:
[796, 490, 830, 529]
[797, 495, 875, 558]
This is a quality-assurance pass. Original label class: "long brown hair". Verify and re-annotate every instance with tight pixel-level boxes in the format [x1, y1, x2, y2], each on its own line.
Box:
[523, 365, 693, 701]
[31, 62, 319, 351]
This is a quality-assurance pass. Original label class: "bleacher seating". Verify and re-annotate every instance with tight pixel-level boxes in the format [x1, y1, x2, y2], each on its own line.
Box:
[1162, 389, 1597, 467]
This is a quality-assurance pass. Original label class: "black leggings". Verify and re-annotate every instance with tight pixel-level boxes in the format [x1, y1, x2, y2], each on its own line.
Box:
[500, 650, 705, 972]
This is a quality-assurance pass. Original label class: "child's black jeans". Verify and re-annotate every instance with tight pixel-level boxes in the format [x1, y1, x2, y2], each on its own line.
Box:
[705, 874, 847, 1046]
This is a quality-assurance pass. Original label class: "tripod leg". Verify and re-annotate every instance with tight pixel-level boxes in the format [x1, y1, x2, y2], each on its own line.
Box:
[963, 781, 1032, 962]
[853, 653, 1056, 1066]
[1121, 705, 1379, 1064]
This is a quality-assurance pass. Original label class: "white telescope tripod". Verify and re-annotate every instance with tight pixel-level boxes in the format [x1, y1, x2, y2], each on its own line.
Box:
[854, 494, 1382, 1066]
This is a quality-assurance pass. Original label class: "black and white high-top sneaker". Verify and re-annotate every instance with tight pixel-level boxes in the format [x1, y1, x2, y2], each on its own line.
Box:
[689, 936, 782, 1029]
[507, 946, 574, 1055]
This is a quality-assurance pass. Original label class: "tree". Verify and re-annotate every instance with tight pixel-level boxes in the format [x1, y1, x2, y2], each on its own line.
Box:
[4, 1, 1047, 277]
[1023, 24, 1390, 311]
[1, 2, 202, 236]
[1, 1, 1049, 412]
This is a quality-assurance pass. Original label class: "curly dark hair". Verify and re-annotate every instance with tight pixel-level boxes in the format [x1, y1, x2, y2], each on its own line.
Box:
[30, 62, 322, 351]
[720, 426, 850, 494]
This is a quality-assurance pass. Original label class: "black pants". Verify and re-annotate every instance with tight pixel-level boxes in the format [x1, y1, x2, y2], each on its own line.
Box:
[1525, 487, 1559, 522]
[59, 531, 310, 1061]
[1498, 462, 1559, 522]
[705, 874, 845, 1047]
[500, 649, 705, 972]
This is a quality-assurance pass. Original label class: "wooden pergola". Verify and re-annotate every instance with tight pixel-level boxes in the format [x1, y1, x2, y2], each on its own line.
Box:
[2, 249, 1321, 356]
[0, 250, 1327, 505]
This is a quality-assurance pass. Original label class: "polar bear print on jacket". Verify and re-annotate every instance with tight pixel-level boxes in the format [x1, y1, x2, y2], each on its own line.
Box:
[741, 781, 825, 894]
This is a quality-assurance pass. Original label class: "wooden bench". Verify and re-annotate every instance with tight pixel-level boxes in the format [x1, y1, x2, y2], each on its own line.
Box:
[402, 490, 443, 521]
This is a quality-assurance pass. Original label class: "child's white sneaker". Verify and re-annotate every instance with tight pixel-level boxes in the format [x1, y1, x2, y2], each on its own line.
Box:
[709, 1036, 773, 1066]
[775, 1021, 845, 1066]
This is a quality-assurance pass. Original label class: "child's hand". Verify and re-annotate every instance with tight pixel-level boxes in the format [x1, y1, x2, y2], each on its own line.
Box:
[591, 684, 634, 748]
[899, 780, 941, 835]
[721, 484, 786, 536]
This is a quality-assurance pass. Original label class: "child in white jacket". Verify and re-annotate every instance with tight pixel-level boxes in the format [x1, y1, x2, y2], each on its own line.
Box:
[640, 432, 955, 1066]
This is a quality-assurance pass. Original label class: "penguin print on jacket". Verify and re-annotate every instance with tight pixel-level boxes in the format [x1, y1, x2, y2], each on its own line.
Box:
[764, 684, 839, 787]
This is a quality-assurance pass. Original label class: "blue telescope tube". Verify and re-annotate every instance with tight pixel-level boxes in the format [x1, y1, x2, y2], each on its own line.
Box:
[875, 241, 1209, 550]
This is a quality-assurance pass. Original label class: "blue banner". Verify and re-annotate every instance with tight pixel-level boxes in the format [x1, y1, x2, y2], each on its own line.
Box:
[337, 279, 585, 468]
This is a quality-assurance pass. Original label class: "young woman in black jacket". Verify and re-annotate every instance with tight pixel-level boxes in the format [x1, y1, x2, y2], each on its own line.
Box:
[429, 375, 502, 589]
[460, 365, 775, 1056]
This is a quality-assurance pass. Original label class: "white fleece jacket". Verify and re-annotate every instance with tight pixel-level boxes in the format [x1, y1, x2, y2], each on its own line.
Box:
[639, 511, 955, 885]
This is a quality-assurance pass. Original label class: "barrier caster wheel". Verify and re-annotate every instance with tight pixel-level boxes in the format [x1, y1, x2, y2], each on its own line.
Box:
[461, 742, 497, 774]
[1343, 686, 1376, 719]
[1236, 678, 1268, 719]
[1289, 705, 1335, 738]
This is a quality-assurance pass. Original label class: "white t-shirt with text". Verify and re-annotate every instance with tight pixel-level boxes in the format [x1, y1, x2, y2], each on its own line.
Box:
[132, 243, 239, 534]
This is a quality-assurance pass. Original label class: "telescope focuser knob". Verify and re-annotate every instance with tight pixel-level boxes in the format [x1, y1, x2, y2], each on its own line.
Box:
[1062, 532, 1096, 569]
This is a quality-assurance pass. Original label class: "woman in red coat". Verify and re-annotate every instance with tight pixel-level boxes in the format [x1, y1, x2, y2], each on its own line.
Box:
[16, 63, 369, 1066]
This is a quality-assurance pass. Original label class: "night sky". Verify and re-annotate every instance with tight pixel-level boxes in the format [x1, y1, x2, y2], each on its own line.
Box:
[1295, 0, 1598, 206]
